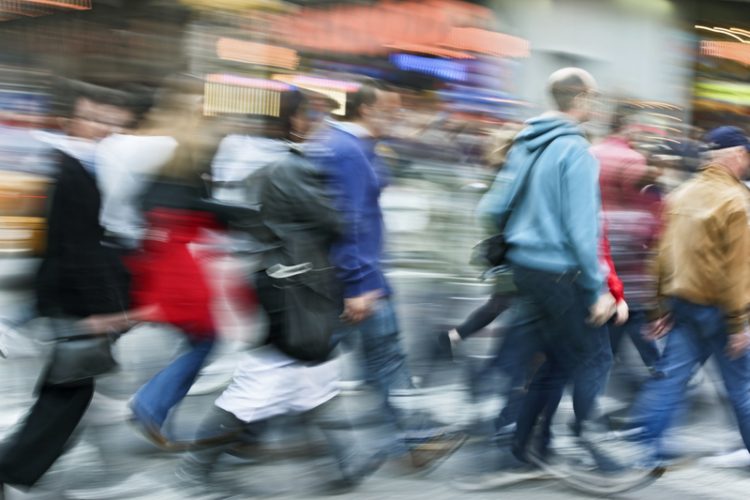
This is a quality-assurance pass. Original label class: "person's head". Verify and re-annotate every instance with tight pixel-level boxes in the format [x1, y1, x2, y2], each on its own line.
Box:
[344, 79, 387, 136]
[279, 88, 330, 142]
[58, 82, 141, 140]
[609, 101, 639, 140]
[703, 126, 750, 179]
[547, 67, 599, 122]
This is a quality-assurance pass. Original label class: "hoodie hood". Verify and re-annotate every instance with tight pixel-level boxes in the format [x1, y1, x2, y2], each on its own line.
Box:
[515, 115, 585, 152]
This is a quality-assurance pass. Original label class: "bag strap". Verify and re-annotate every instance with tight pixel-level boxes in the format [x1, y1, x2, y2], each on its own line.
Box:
[498, 132, 579, 229]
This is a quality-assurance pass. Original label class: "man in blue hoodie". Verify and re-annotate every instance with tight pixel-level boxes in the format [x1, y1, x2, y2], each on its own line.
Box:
[311, 81, 465, 469]
[478, 68, 615, 464]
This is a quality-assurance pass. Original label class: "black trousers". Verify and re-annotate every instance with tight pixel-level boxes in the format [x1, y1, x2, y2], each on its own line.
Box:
[0, 378, 94, 487]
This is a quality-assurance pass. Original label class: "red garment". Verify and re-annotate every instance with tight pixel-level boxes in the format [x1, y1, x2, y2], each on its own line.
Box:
[599, 222, 625, 303]
[126, 208, 220, 338]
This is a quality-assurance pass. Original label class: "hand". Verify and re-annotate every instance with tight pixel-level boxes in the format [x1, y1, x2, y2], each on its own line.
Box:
[614, 300, 629, 326]
[342, 290, 382, 324]
[726, 330, 750, 360]
[79, 312, 134, 335]
[645, 315, 672, 340]
[588, 293, 616, 327]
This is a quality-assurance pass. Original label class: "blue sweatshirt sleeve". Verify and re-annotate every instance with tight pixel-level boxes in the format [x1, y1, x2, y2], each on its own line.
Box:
[323, 147, 381, 298]
[561, 147, 603, 307]
[476, 168, 515, 233]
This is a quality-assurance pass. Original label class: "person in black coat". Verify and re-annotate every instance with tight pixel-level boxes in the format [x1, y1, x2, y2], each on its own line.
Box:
[0, 86, 135, 495]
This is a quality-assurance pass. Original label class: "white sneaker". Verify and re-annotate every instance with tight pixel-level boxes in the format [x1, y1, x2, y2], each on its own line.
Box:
[699, 449, 750, 469]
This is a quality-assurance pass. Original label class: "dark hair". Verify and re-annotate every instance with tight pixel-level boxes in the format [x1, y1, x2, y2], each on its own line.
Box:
[549, 73, 589, 112]
[610, 102, 638, 134]
[278, 88, 309, 139]
[51, 78, 151, 127]
[344, 79, 380, 121]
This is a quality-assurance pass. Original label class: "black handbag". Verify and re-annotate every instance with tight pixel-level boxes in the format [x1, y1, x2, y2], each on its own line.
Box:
[471, 136, 570, 269]
[265, 264, 342, 363]
[45, 318, 119, 385]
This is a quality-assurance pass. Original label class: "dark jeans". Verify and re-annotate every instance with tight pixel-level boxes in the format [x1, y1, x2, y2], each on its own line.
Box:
[181, 398, 357, 479]
[630, 298, 750, 459]
[609, 308, 661, 369]
[0, 378, 95, 487]
[491, 295, 612, 436]
[509, 265, 608, 460]
[338, 298, 415, 455]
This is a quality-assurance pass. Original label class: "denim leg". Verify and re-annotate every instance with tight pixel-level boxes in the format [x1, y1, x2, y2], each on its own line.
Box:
[357, 300, 412, 393]
[709, 335, 750, 454]
[571, 326, 613, 433]
[351, 299, 412, 455]
[132, 338, 215, 428]
[179, 405, 247, 478]
[625, 310, 661, 368]
[509, 266, 602, 459]
[494, 308, 542, 429]
[303, 396, 360, 476]
[629, 318, 707, 447]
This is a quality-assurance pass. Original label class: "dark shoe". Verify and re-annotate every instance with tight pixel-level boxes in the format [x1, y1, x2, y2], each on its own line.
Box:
[128, 406, 171, 449]
[409, 432, 467, 471]
[431, 331, 454, 362]
[324, 451, 388, 495]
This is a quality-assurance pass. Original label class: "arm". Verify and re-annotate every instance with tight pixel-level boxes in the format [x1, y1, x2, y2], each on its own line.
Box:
[561, 148, 604, 307]
[600, 223, 625, 302]
[35, 168, 66, 316]
[719, 203, 750, 335]
[475, 150, 518, 233]
[323, 149, 378, 299]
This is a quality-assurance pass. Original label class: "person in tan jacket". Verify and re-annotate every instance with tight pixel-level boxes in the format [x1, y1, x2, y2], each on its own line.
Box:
[628, 126, 750, 465]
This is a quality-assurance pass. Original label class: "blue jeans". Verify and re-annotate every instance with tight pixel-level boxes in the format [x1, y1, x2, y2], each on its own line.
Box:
[509, 265, 608, 459]
[630, 298, 750, 457]
[610, 308, 661, 369]
[491, 292, 612, 437]
[338, 298, 414, 455]
[131, 337, 215, 429]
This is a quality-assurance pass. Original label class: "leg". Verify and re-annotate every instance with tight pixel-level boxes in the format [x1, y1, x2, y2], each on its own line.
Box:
[625, 310, 661, 369]
[629, 318, 706, 446]
[178, 405, 248, 479]
[455, 293, 511, 340]
[571, 326, 613, 433]
[494, 308, 543, 429]
[304, 396, 358, 476]
[131, 337, 215, 429]
[0, 379, 94, 487]
[710, 334, 750, 454]
[509, 266, 605, 459]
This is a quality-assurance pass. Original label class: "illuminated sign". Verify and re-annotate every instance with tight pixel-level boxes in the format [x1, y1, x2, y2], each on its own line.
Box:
[216, 37, 299, 70]
[390, 54, 468, 81]
[203, 74, 291, 116]
[272, 74, 356, 116]
[271, 0, 527, 58]
[700, 41, 750, 66]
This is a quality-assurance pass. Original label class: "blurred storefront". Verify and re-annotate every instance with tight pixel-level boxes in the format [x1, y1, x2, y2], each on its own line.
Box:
[690, 0, 750, 131]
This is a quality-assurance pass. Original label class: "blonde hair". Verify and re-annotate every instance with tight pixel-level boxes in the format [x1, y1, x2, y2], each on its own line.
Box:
[138, 76, 222, 184]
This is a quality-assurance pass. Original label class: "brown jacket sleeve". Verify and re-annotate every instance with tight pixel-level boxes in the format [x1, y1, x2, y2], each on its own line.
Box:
[719, 201, 750, 334]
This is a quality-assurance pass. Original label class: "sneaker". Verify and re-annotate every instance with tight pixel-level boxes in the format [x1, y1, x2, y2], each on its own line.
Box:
[409, 431, 467, 471]
[700, 449, 750, 469]
[322, 450, 388, 495]
[430, 331, 454, 363]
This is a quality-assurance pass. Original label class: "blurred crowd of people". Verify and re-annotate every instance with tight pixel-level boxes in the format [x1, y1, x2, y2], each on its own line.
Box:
[0, 64, 748, 499]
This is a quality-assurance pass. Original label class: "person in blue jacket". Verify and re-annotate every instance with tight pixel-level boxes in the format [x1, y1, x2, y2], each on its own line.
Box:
[477, 68, 616, 465]
[310, 80, 465, 470]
